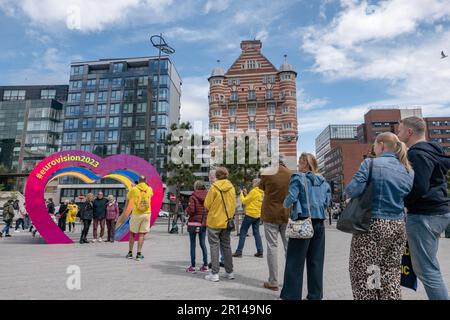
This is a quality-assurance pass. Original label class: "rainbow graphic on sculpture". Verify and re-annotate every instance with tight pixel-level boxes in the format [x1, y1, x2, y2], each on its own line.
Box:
[24, 151, 163, 244]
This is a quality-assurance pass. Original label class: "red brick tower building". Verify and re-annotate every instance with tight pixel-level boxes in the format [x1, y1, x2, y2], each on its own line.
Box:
[208, 40, 298, 169]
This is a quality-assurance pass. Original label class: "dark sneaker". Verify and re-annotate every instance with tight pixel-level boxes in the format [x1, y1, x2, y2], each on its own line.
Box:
[0, 233, 3, 238]
[219, 262, 225, 268]
[254, 252, 264, 258]
[232, 252, 242, 258]
[136, 253, 144, 261]
[126, 252, 133, 259]
[5, 234, 11, 237]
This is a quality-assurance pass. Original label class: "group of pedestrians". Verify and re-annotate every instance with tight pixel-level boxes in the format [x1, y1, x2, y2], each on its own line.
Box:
[1, 199, 32, 237]
[78, 192, 120, 244]
[181, 116, 449, 301]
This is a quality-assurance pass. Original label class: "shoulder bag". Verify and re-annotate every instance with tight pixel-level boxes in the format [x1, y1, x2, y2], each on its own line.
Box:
[286, 174, 314, 239]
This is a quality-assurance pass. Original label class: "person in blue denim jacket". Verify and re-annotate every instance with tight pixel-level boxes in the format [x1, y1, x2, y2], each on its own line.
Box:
[280, 153, 331, 300]
[345, 132, 414, 300]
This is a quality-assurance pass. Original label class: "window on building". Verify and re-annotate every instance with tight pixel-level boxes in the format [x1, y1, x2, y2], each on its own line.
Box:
[267, 103, 276, 115]
[112, 78, 122, 87]
[123, 90, 134, 101]
[109, 117, 119, 128]
[80, 144, 92, 152]
[248, 106, 256, 116]
[63, 132, 77, 143]
[97, 91, 108, 102]
[98, 78, 109, 89]
[121, 143, 131, 154]
[105, 144, 118, 155]
[229, 122, 236, 132]
[69, 80, 82, 91]
[230, 91, 238, 101]
[107, 130, 118, 142]
[136, 103, 147, 113]
[135, 115, 146, 127]
[281, 73, 292, 81]
[94, 131, 105, 142]
[122, 117, 133, 127]
[86, 79, 96, 90]
[70, 66, 83, 75]
[96, 104, 107, 115]
[113, 63, 125, 73]
[96, 117, 106, 128]
[282, 105, 289, 114]
[109, 103, 120, 114]
[138, 76, 148, 86]
[265, 89, 273, 100]
[229, 107, 236, 117]
[245, 60, 259, 69]
[212, 109, 221, 116]
[263, 75, 276, 84]
[65, 106, 80, 116]
[81, 131, 92, 142]
[64, 119, 78, 130]
[2, 90, 26, 100]
[123, 103, 133, 113]
[83, 105, 94, 116]
[249, 121, 256, 131]
[211, 123, 220, 131]
[85, 92, 95, 103]
[228, 78, 240, 85]
[135, 130, 145, 141]
[68, 93, 81, 103]
[40, 89, 56, 99]
[110, 90, 122, 101]
[268, 120, 276, 130]
[283, 122, 292, 129]
[82, 119, 93, 129]
[248, 90, 256, 100]
[134, 143, 145, 153]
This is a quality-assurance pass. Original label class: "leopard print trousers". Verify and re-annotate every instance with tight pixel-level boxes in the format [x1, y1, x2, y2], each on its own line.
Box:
[349, 219, 406, 300]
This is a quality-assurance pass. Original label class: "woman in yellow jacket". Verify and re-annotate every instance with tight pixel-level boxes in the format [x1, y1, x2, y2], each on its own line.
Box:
[233, 178, 264, 258]
[204, 167, 236, 282]
[67, 200, 78, 233]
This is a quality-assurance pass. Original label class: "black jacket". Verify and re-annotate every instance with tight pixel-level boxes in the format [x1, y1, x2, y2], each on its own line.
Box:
[47, 202, 55, 214]
[58, 204, 69, 219]
[93, 198, 108, 219]
[80, 201, 94, 221]
[405, 141, 450, 215]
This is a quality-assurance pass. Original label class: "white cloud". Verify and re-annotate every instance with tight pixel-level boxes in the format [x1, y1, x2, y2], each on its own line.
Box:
[0, 0, 185, 32]
[297, 88, 329, 111]
[204, 0, 232, 14]
[255, 29, 269, 42]
[180, 76, 210, 127]
[301, 0, 450, 110]
[164, 27, 219, 42]
[5, 48, 81, 85]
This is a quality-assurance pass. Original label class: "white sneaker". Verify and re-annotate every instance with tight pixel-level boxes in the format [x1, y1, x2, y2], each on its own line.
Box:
[205, 272, 219, 282]
[98, 238, 103, 242]
[224, 272, 235, 280]
[14, 230, 20, 233]
[92, 239, 97, 243]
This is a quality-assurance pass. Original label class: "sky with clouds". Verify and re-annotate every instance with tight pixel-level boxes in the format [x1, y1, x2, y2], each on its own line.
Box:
[1, 0, 450, 154]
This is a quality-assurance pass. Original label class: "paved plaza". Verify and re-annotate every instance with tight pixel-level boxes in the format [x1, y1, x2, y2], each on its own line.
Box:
[0, 219, 449, 300]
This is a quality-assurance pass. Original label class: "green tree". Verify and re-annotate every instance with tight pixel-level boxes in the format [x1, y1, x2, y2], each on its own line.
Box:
[163, 122, 201, 215]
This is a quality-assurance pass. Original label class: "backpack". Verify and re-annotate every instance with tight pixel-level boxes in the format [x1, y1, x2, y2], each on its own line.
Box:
[3, 205, 14, 222]
[137, 189, 150, 212]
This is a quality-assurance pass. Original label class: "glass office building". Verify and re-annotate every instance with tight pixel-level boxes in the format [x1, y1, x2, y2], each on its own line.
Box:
[60, 56, 181, 194]
[0, 85, 68, 173]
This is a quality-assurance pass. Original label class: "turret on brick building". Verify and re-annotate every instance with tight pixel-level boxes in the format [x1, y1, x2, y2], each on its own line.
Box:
[208, 40, 298, 169]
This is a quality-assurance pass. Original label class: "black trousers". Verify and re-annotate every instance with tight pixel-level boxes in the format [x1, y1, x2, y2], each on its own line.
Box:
[80, 219, 91, 241]
[280, 219, 326, 300]
[58, 215, 66, 232]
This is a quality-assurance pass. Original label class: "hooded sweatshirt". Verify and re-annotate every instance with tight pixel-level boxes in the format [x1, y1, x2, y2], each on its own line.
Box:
[405, 141, 450, 215]
[186, 189, 208, 226]
[127, 182, 154, 215]
[240, 187, 264, 219]
[284, 172, 331, 220]
[204, 179, 236, 229]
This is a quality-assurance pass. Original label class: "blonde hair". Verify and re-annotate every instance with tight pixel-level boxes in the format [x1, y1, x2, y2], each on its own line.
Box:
[193, 180, 206, 190]
[299, 153, 319, 174]
[215, 167, 229, 180]
[375, 132, 412, 172]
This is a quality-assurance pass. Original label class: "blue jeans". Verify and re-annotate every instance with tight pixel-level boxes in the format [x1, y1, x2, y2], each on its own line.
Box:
[235, 215, 263, 254]
[406, 213, 450, 300]
[189, 228, 208, 267]
[280, 219, 325, 300]
[1, 220, 12, 235]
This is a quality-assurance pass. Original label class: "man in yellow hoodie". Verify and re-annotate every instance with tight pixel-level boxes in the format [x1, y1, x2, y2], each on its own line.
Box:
[204, 167, 236, 282]
[233, 178, 264, 258]
[124, 176, 153, 261]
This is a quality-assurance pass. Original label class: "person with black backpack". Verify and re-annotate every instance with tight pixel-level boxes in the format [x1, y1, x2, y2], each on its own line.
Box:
[1, 199, 15, 238]
[79, 193, 94, 244]
[185, 180, 209, 274]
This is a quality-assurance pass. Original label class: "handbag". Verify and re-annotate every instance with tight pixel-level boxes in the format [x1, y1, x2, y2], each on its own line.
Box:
[217, 186, 235, 232]
[336, 159, 373, 234]
[187, 197, 206, 234]
[400, 242, 417, 291]
[286, 174, 314, 239]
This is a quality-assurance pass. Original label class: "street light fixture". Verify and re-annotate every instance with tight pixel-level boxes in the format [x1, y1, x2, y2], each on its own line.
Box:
[150, 34, 175, 168]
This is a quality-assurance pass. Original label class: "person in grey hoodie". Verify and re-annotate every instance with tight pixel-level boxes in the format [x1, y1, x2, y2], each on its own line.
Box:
[280, 153, 331, 300]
